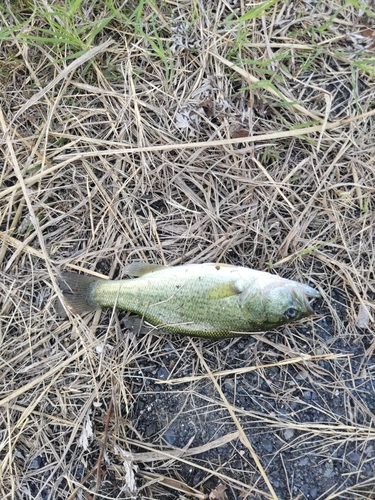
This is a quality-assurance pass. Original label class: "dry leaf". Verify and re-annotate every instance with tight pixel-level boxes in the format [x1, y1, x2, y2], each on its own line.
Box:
[231, 129, 250, 139]
[79, 413, 93, 450]
[115, 446, 138, 495]
[209, 483, 227, 500]
[356, 304, 371, 328]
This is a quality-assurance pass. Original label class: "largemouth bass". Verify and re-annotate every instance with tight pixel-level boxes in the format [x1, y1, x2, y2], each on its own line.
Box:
[58, 262, 320, 338]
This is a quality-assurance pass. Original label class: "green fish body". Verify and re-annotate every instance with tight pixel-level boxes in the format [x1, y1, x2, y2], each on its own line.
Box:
[58, 263, 320, 338]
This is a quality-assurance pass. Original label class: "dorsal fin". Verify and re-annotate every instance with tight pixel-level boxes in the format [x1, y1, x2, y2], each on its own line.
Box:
[123, 262, 168, 277]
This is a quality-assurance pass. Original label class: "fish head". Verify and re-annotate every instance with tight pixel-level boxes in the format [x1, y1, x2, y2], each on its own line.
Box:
[240, 276, 320, 330]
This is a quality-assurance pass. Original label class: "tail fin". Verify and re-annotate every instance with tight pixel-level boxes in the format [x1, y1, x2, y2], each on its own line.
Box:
[57, 272, 102, 316]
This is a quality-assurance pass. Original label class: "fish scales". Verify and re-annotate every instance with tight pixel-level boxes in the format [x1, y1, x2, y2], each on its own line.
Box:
[58, 263, 320, 338]
[94, 264, 256, 336]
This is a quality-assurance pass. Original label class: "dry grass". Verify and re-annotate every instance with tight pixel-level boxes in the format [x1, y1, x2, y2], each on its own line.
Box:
[1, 0, 375, 499]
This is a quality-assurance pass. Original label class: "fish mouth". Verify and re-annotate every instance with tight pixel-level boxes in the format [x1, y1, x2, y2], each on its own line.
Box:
[301, 284, 321, 299]
[292, 284, 320, 314]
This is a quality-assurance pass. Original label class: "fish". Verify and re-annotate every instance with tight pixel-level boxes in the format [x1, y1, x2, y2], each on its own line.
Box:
[57, 262, 320, 338]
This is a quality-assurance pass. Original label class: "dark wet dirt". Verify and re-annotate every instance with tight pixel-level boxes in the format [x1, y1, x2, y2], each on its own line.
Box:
[121, 295, 375, 500]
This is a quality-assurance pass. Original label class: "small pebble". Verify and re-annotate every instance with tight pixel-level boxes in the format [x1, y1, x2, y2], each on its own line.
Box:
[365, 445, 373, 457]
[324, 460, 334, 478]
[29, 456, 44, 469]
[223, 379, 234, 391]
[262, 439, 274, 453]
[310, 487, 318, 499]
[164, 428, 177, 445]
[157, 367, 169, 380]
[284, 428, 294, 440]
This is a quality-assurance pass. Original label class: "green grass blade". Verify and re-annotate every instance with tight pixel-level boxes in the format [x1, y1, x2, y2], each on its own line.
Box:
[237, 0, 278, 21]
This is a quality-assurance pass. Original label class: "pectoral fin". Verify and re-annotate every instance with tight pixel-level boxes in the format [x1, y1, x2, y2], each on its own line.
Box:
[207, 279, 247, 300]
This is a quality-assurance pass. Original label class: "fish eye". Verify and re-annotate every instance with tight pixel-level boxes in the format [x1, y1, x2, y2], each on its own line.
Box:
[284, 307, 297, 319]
